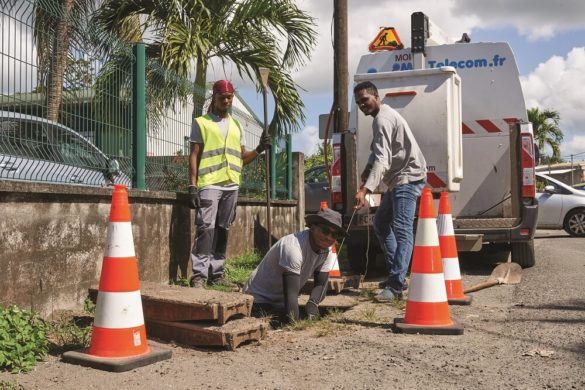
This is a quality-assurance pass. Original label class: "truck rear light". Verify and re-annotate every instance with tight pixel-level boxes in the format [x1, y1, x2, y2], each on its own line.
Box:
[520, 132, 536, 198]
[519, 228, 530, 236]
[331, 141, 342, 206]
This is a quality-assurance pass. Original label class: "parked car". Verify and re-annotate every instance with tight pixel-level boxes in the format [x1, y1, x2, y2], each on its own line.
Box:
[0, 111, 129, 187]
[304, 164, 330, 213]
[536, 172, 585, 237]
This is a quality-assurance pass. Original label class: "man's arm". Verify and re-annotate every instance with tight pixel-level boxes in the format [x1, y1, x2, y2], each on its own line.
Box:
[241, 146, 260, 166]
[305, 270, 329, 319]
[282, 271, 301, 322]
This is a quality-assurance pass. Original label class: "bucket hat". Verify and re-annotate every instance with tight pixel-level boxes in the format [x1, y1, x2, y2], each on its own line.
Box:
[305, 208, 348, 237]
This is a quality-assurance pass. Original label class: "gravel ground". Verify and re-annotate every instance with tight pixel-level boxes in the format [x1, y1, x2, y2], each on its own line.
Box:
[1, 230, 584, 390]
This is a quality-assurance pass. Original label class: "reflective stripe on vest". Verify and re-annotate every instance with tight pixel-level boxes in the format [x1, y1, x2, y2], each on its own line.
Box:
[196, 114, 242, 187]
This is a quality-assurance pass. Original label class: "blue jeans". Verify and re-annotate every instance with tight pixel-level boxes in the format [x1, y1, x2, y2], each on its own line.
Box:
[373, 180, 426, 293]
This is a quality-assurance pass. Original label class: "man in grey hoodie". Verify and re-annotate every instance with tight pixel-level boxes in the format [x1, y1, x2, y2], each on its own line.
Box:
[353, 81, 427, 301]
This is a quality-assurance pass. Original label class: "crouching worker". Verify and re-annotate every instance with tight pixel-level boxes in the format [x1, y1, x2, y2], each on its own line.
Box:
[244, 208, 346, 324]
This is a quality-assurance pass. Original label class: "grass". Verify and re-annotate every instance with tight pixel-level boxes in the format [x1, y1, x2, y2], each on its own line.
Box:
[283, 310, 348, 337]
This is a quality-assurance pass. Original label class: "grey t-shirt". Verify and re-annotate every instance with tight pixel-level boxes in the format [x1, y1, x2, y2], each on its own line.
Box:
[364, 104, 427, 192]
[243, 230, 335, 307]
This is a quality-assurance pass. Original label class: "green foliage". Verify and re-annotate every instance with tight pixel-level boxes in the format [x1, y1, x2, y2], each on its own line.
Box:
[0, 380, 25, 390]
[304, 141, 332, 171]
[224, 250, 263, 286]
[83, 298, 96, 315]
[206, 250, 263, 292]
[170, 278, 190, 287]
[0, 305, 48, 373]
[528, 107, 564, 163]
[46, 315, 92, 353]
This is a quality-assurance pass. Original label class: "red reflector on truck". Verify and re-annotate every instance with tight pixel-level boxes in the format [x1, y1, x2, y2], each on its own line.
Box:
[520, 229, 530, 236]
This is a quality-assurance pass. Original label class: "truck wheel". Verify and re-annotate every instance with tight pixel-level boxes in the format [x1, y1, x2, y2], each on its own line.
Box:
[511, 240, 535, 268]
[563, 208, 585, 237]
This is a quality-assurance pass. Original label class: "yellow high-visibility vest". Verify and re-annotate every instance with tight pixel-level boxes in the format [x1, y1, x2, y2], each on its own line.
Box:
[195, 114, 242, 188]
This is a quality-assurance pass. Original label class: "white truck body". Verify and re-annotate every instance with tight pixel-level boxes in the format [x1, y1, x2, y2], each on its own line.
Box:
[334, 15, 538, 270]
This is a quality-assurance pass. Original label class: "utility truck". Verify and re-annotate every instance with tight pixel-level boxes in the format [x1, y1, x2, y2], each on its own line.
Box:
[330, 12, 538, 271]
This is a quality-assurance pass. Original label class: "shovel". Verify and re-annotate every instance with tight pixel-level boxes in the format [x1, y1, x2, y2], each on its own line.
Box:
[464, 262, 522, 293]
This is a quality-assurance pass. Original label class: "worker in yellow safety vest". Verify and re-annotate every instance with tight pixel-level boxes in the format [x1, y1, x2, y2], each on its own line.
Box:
[188, 79, 271, 288]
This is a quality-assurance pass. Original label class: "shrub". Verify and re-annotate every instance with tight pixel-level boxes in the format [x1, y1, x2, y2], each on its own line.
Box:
[0, 305, 48, 373]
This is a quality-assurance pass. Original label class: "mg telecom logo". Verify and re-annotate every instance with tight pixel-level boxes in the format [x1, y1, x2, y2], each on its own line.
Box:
[392, 53, 507, 71]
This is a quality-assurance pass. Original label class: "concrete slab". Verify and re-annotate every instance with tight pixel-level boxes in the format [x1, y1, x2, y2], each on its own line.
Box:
[146, 317, 267, 350]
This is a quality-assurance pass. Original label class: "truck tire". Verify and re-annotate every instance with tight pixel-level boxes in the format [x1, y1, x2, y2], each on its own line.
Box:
[511, 240, 535, 268]
[563, 208, 585, 237]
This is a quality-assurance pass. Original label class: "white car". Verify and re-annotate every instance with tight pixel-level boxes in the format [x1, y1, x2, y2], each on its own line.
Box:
[536, 172, 585, 237]
[0, 111, 129, 187]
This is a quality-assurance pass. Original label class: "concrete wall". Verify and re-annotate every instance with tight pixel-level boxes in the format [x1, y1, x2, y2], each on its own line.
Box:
[0, 154, 305, 317]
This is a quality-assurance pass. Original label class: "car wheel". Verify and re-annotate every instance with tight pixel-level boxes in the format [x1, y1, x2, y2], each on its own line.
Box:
[563, 208, 585, 237]
[511, 240, 535, 268]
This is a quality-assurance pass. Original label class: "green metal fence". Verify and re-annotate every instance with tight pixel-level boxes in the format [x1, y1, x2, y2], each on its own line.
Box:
[0, 0, 291, 198]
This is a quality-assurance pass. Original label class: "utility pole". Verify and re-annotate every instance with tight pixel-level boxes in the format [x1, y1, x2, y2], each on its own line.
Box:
[333, 0, 354, 215]
[333, 0, 348, 134]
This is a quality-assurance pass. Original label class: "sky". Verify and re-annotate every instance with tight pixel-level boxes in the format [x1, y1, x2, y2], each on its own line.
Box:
[209, 0, 585, 162]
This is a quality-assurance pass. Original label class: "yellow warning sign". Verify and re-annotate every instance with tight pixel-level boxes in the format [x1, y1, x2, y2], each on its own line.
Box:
[368, 27, 404, 52]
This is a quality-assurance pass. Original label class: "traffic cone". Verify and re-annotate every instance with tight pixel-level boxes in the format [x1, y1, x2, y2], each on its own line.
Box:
[319, 200, 342, 278]
[327, 244, 342, 277]
[438, 192, 472, 305]
[63, 185, 171, 372]
[394, 188, 463, 335]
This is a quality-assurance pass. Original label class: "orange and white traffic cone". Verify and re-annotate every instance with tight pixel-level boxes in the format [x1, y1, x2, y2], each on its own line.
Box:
[63, 185, 171, 372]
[319, 200, 342, 278]
[394, 188, 464, 335]
[328, 244, 342, 278]
[438, 192, 472, 305]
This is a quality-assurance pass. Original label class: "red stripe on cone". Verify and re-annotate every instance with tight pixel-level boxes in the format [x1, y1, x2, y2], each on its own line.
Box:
[411, 246, 443, 273]
[404, 301, 453, 326]
[88, 326, 148, 357]
[99, 257, 141, 292]
[109, 185, 131, 222]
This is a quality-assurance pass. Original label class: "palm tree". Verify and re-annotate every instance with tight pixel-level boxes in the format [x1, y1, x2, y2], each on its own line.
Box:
[94, 0, 317, 137]
[33, 0, 96, 122]
[528, 107, 564, 163]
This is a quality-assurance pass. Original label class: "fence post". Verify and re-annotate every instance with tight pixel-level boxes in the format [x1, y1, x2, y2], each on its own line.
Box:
[132, 43, 146, 190]
[287, 133, 292, 199]
[270, 140, 276, 199]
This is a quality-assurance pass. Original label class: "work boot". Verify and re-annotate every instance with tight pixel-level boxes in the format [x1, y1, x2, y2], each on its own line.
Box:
[189, 276, 206, 288]
[374, 287, 403, 302]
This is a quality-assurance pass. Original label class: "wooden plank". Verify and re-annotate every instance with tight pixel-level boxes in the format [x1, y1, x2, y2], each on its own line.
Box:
[146, 317, 268, 351]
[89, 282, 253, 325]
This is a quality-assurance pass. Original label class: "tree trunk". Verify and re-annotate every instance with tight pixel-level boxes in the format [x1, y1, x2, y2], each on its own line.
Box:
[46, 0, 74, 122]
[193, 56, 208, 118]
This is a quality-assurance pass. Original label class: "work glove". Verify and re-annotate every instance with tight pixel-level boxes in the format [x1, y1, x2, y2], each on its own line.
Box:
[305, 299, 320, 320]
[255, 132, 272, 154]
[188, 186, 201, 209]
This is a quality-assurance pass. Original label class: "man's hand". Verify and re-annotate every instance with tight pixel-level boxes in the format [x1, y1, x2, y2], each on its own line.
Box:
[255, 132, 272, 154]
[188, 186, 201, 209]
[354, 187, 368, 210]
[305, 299, 320, 320]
